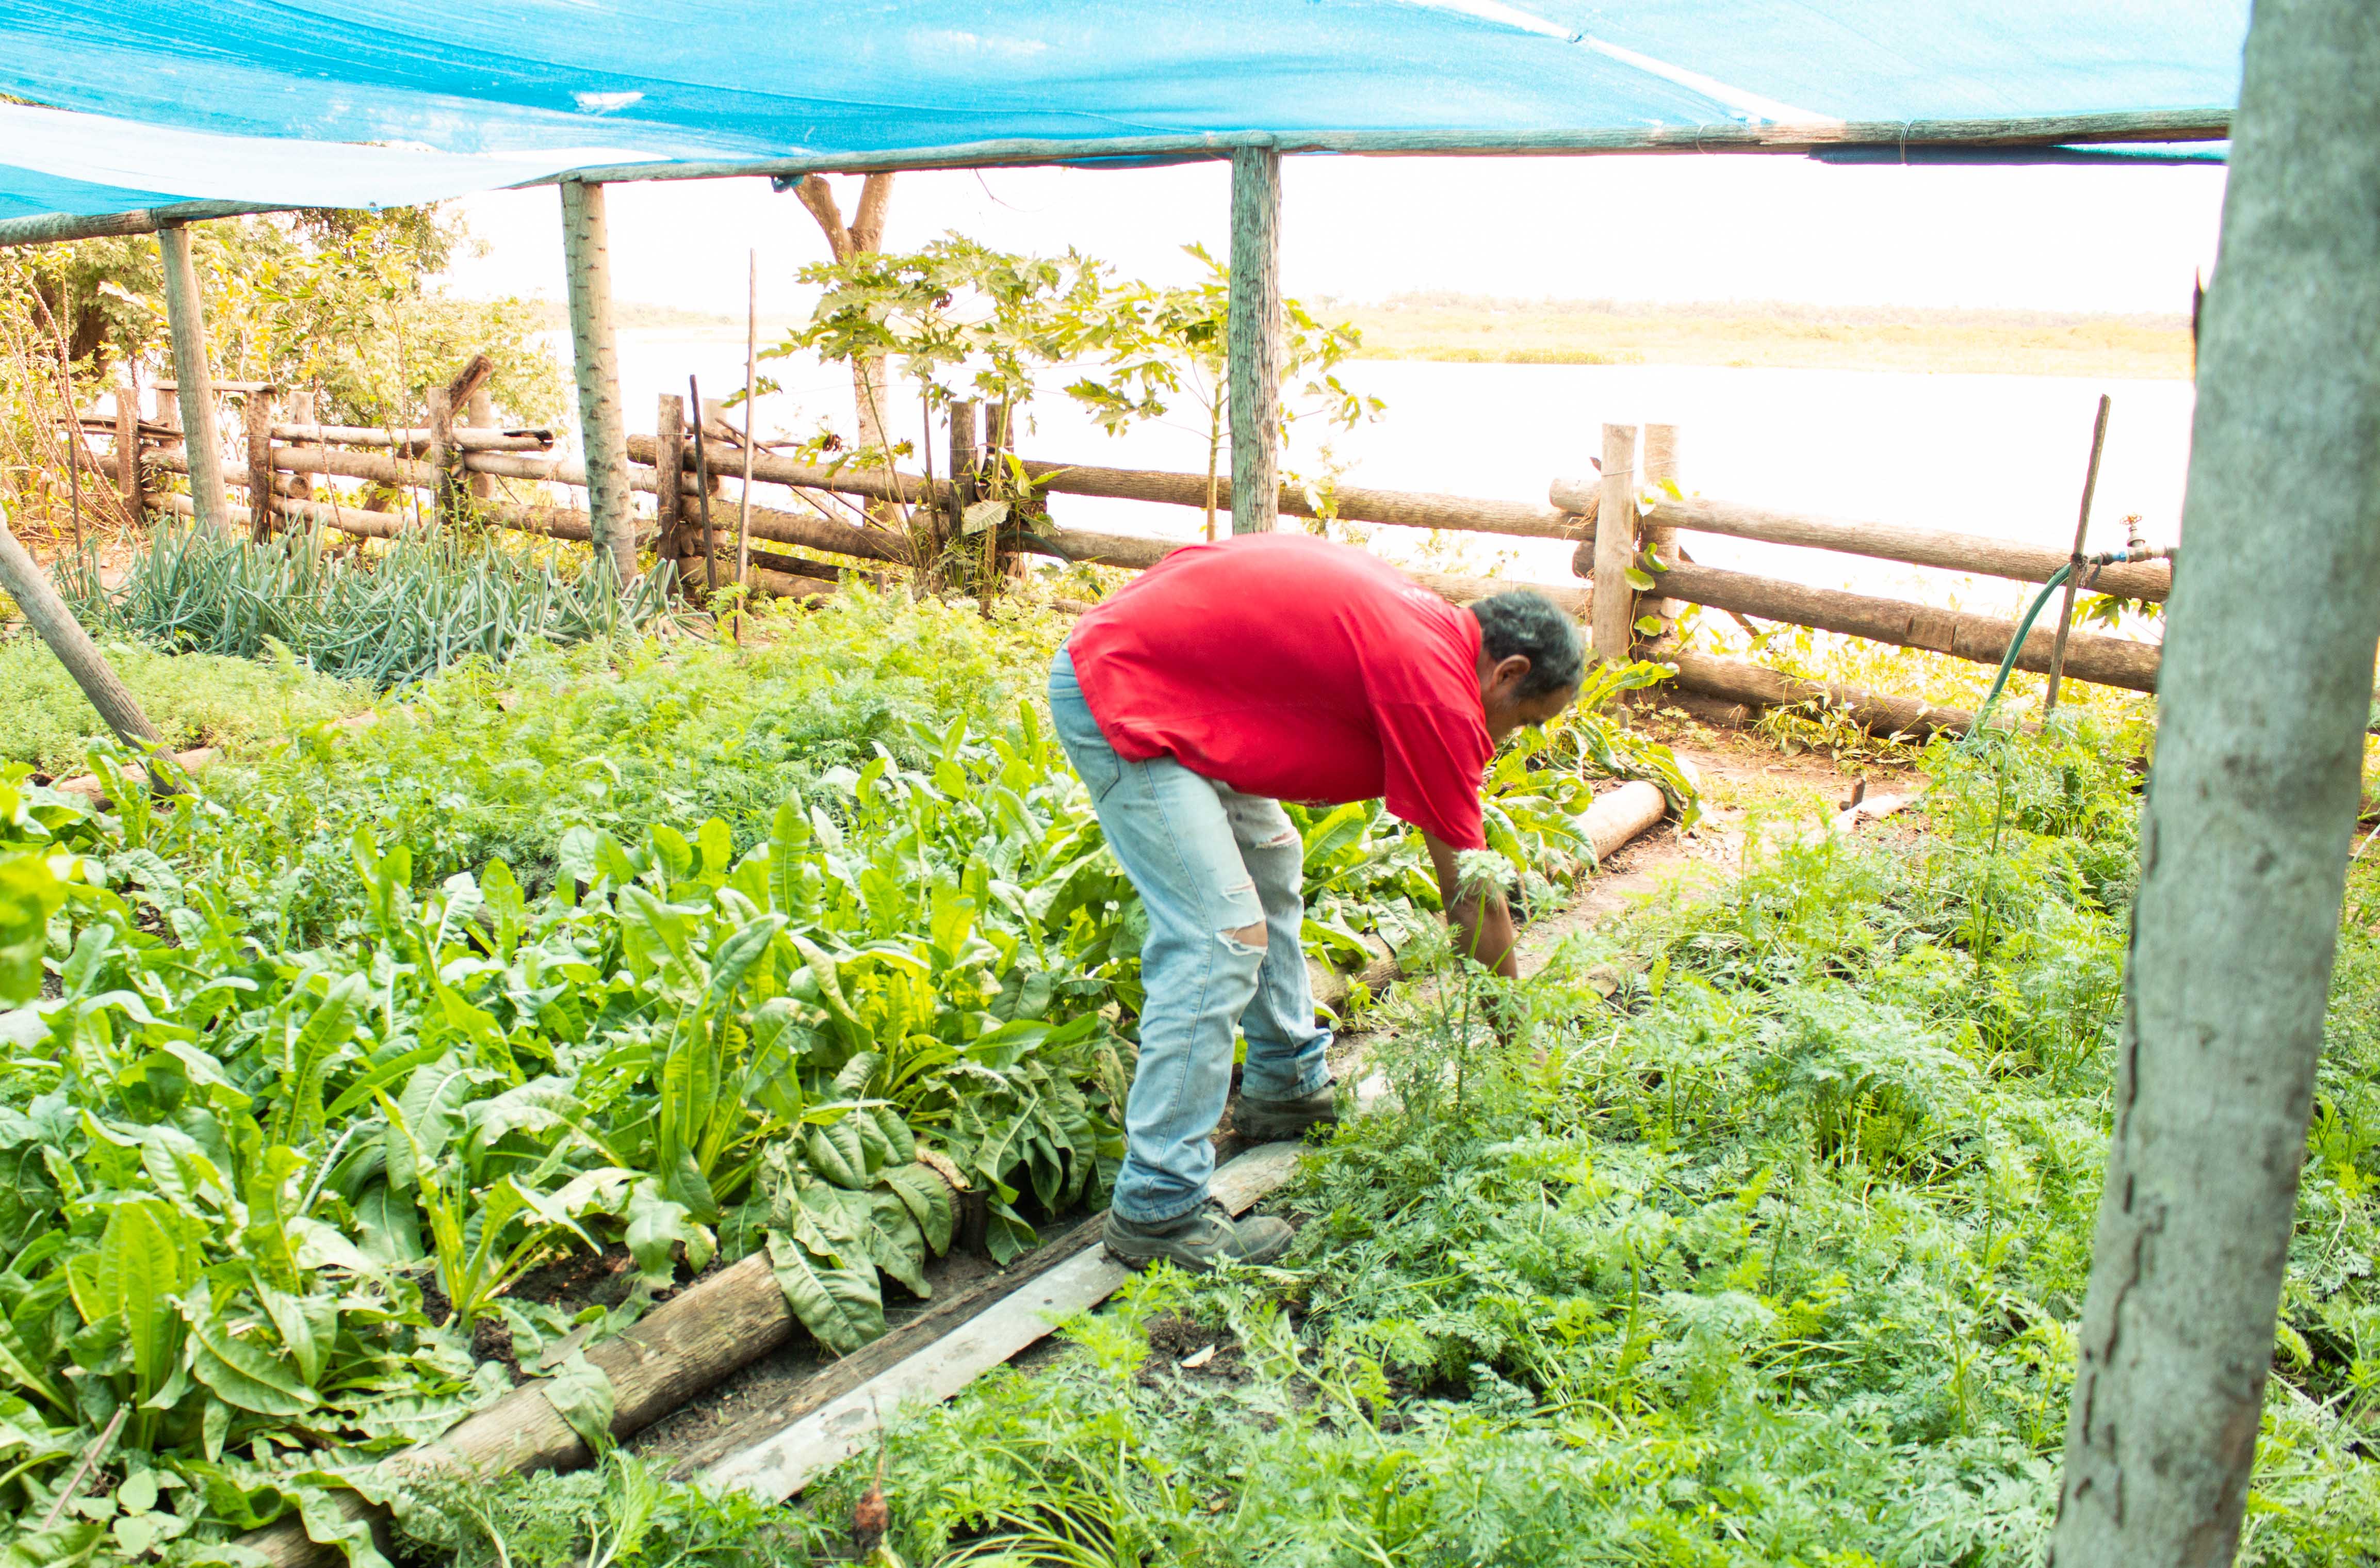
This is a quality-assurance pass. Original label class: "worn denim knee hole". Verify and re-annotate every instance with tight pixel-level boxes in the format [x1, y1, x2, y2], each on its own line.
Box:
[1219, 922, 1268, 956]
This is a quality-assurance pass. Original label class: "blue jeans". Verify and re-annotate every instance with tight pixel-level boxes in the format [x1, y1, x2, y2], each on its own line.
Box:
[1048, 647, 1332, 1222]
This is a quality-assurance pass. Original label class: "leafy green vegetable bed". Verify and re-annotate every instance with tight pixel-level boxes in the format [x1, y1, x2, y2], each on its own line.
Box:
[788, 725, 2379, 1568]
[0, 590, 1679, 1565]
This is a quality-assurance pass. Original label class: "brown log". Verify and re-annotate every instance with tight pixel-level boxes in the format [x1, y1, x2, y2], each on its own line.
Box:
[114, 387, 140, 513]
[465, 388, 497, 502]
[1020, 458, 1589, 540]
[154, 476, 647, 547]
[677, 553, 837, 602]
[654, 395, 686, 563]
[1649, 557, 2160, 693]
[425, 387, 458, 527]
[237, 1250, 805, 1567]
[1592, 425, 1638, 661]
[242, 393, 278, 540]
[268, 424, 553, 452]
[1640, 425, 1681, 631]
[1547, 483, 2175, 604]
[1668, 649, 1978, 739]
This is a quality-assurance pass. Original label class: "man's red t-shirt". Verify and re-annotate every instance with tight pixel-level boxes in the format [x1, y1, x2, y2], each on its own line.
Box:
[1066, 533, 1493, 850]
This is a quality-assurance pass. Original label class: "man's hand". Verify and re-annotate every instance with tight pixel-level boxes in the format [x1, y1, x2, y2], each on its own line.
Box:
[1423, 832, 1519, 979]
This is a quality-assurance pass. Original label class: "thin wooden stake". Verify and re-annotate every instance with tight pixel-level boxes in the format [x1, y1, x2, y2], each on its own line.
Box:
[2044, 394, 2113, 717]
[689, 374, 716, 595]
[737, 250, 758, 594]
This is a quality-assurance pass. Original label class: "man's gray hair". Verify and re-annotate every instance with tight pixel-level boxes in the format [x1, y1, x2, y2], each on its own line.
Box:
[1468, 590, 1584, 698]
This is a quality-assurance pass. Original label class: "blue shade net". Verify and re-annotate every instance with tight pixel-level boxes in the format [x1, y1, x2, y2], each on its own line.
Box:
[0, 0, 2246, 221]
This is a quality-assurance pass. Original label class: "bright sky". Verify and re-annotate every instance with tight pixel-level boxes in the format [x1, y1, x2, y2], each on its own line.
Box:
[447, 153, 2227, 318]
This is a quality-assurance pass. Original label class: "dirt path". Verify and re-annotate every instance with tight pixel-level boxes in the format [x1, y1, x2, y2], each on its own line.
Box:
[1517, 730, 1924, 964]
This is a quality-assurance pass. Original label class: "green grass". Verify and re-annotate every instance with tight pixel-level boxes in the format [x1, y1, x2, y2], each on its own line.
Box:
[0, 631, 370, 774]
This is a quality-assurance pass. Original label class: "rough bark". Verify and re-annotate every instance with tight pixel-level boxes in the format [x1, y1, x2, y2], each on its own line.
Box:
[155, 226, 229, 532]
[0, 517, 163, 748]
[793, 173, 896, 461]
[1227, 146, 1283, 534]
[2049, 5, 2380, 1563]
[559, 181, 637, 576]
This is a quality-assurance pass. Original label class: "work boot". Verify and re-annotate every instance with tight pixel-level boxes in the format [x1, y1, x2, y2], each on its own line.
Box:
[1233, 1079, 1340, 1141]
[1104, 1200, 1293, 1271]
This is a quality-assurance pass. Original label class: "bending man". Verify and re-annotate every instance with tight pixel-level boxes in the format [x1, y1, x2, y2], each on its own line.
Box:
[1048, 532, 1583, 1271]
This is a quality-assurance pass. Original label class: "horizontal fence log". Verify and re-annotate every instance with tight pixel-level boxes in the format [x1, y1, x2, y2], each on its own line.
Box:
[1646, 557, 2160, 694]
[271, 423, 554, 452]
[625, 434, 940, 507]
[1668, 649, 1980, 739]
[1547, 480, 2174, 602]
[149, 465, 652, 546]
[676, 552, 840, 602]
[1019, 459, 1591, 540]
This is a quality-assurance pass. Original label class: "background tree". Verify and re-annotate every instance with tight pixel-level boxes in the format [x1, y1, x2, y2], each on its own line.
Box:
[791, 174, 895, 458]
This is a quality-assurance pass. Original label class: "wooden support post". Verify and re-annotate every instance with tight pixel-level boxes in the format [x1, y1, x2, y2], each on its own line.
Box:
[654, 393, 686, 565]
[559, 181, 635, 576]
[1228, 144, 1282, 535]
[1639, 424, 1680, 636]
[2051, 2, 2380, 1559]
[1592, 424, 1639, 662]
[156, 225, 228, 532]
[424, 386, 457, 527]
[0, 514, 163, 749]
[243, 390, 276, 541]
[466, 384, 495, 501]
[2044, 394, 2112, 717]
[114, 385, 140, 518]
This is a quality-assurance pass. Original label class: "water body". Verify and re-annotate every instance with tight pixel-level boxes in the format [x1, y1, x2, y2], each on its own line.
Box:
[594, 330, 2195, 618]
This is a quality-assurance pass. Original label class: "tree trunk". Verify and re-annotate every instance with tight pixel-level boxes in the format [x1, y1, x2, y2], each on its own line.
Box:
[794, 173, 896, 463]
[2048, 4, 2380, 1563]
[558, 180, 636, 578]
[0, 515, 164, 749]
[1227, 146, 1283, 534]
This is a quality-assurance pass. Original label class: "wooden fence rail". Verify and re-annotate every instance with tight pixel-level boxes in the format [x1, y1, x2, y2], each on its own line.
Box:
[90, 393, 2172, 731]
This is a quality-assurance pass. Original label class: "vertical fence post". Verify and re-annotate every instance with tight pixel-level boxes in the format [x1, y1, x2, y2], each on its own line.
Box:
[243, 389, 276, 541]
[114, 384, 140, 521]
[1592, 425, 1639, 662]
[156, 224, 228, 533]
[467, 383, 495, 503]
[654, 393, 685, 569]
[425, 386, 456, 528]
[560, 180, 635, 577]
[1639, 424, 1680, 641]
[1228, 143, 1282, 535]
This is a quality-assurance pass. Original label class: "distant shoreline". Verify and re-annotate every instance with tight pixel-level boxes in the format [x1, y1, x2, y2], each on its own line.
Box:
[558, 294, 2195, 380]
[1327, 295, 2193, 379]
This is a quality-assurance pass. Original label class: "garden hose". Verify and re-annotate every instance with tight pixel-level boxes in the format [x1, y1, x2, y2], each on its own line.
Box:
[1970, 564, 2073, 730]
[1969, 544, 2177, 732]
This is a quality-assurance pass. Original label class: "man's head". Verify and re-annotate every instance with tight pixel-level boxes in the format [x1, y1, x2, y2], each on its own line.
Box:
[1469, 590, 1584, 742]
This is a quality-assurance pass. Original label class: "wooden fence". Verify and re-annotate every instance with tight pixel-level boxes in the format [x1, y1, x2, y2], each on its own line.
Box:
[70, 384, 2170, 739]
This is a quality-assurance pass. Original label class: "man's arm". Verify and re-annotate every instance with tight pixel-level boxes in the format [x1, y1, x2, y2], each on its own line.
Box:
[1422, 831, 1519, 979]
